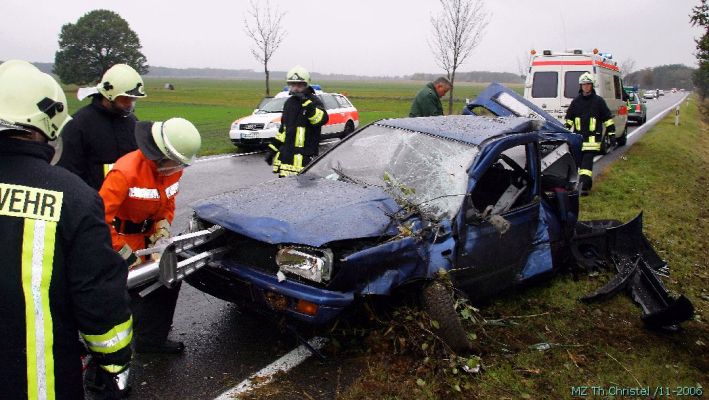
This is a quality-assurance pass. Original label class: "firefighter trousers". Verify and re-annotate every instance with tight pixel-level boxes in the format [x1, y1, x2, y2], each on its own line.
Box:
[579, 151, 597, 191]
[129, 282, 181, 345]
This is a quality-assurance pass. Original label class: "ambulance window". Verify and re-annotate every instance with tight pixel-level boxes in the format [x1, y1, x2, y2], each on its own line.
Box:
[613, 76, 622, 99]
[531, 72, 557, 98]
[564, 71, 585, 98]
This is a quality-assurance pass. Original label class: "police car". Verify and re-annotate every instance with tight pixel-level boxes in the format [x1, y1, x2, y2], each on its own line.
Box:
[229, 85, 359, 148]
[523, 49, 629, 150]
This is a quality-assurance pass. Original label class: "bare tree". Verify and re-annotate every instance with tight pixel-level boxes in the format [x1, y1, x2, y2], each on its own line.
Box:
[620, 58, 637, 80]
[244, 0, 286, 96]
[430, 0, 490, 114]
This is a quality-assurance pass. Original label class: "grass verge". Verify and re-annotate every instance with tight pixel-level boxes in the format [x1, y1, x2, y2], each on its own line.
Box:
[328, 96, 707, 399]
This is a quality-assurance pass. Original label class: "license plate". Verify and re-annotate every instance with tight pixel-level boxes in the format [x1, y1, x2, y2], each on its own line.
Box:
[241, 132, 258, 139]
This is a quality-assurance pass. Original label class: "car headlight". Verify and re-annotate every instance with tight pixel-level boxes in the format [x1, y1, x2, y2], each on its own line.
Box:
[276, 246, 333, 283]
[265, 122, 281, 130]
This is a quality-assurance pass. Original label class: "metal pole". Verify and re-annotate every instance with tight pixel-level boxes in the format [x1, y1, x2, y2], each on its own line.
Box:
[675, 105, 680, 126]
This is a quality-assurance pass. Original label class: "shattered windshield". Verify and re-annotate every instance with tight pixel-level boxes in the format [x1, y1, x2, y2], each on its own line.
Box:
[306, 125, 478, 219]
[256, 97, 288, 113]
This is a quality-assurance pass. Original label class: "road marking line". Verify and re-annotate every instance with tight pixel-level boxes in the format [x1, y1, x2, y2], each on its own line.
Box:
[594, 94, 688, 162]
[626, 94, 688, 140]
[213, 336, 328, 400]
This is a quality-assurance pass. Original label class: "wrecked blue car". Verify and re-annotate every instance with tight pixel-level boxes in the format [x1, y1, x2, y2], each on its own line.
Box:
[173, 84, 691, 351]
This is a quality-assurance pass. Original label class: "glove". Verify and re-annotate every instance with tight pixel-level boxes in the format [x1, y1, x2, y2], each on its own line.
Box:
[148, 219, 171, 245]
[85, 361, 131, 399]
[117, 243, 141, 269]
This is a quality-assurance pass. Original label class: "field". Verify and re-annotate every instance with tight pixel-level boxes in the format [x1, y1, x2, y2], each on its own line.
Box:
[62, 79, 512, 155]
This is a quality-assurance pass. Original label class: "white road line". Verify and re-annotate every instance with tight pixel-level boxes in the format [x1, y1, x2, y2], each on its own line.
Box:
[626, 94, 688, 140]
[594, 94, 689, 162]
[213, 336, 328, 400]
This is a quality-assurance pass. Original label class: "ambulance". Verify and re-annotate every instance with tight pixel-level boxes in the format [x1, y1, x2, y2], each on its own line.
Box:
[229, 86, 359, 148]
[523, 49, 629, 152]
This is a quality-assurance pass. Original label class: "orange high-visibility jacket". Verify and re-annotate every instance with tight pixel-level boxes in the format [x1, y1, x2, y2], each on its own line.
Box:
[99, 150, 182, 253]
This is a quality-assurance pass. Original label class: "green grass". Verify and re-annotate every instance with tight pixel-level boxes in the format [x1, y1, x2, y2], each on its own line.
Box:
[61, 78, 518, 155]
[333, 97, 708, 399]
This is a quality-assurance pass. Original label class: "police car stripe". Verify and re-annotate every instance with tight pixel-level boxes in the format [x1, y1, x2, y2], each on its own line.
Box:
[22, 219, 57, 400]
[165, 182, 179, 198]
[128, 187, 160, 199]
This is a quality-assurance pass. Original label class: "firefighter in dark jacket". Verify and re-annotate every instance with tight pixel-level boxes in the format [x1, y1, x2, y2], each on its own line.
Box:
[265, 66, 328, 177]
[0, 60, 133, 399]
[57, 64, 146, 190]
[564, 72, 615, 195]
[408, 77, 452, 117]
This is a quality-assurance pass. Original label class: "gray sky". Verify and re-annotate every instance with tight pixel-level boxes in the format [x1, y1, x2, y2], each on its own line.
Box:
[1, 0, 702, 76]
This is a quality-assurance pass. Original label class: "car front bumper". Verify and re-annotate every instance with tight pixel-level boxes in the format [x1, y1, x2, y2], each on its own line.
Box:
[186, 260, 354, 325]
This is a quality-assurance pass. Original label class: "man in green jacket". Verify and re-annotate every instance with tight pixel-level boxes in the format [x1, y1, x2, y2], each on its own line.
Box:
[409, 77, 452, 117]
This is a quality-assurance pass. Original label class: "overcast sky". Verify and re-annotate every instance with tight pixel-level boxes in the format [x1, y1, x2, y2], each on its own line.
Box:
[1, 0, 702, 76]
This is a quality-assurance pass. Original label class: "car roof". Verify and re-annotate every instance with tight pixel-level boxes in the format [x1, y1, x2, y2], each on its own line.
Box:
[374, 115, 542, 146]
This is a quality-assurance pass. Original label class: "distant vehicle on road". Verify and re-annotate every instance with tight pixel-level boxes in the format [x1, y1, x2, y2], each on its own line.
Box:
[643, 90, 656, 100]
[627, 92, 647, 125]
[658, 89, 665, 96]
[228, 87, 359, 148]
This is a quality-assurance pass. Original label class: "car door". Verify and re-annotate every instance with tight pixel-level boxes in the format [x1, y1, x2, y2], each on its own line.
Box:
[452, 140, 541, 300]
[318, 94, 342, 138]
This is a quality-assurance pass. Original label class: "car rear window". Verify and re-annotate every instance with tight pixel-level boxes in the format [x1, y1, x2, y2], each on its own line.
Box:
[335, 95, 353, 108]
[564, 71, 585, 98]
[319, 94, 340, 110]
[531, 72, 558, 98]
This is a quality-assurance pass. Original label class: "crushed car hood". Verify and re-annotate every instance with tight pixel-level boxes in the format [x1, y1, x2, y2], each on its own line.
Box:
[193, 177, 402, 247]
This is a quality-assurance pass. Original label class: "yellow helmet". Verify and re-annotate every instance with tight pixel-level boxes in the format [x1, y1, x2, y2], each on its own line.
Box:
[97, 64, 146, 101]
[151, 118, 201, 165]
[286, 65, 311, 84]
[0, 60, 70, 140]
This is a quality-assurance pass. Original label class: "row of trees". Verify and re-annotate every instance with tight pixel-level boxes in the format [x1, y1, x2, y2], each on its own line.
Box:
[690, 0, 708, 99]
[54, 0, 490, 109]
[624, 64, 696, 90]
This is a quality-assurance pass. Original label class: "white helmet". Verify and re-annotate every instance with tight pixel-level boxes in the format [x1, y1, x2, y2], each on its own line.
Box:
[286, 65, 311, 84]
[151, 118, 201, 165]
[578, 72, 595, 86]
[97, 64, 146, 101]
[0, 59, 70, 140]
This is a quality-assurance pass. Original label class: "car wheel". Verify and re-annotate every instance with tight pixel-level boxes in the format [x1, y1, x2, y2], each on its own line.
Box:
[600, 134, 612, 155]
[422, 281, 472, 352]
[341, 120, 355, 138]
[616, 127, 627, 147]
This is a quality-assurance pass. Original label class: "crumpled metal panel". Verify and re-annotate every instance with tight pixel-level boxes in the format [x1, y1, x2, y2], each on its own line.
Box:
[377, 115, 542, 146]
[193, 176, 401, 247]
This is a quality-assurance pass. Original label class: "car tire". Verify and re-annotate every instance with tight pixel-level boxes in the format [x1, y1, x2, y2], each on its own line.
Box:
[341, 120, 355, 138]
[422, 281, 472, 353]
[616, 127, 627, 147]
[600, 134, 612, 155]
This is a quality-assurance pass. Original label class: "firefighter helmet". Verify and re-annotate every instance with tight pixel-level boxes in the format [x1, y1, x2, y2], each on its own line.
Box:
[578, 72, 595, 86]
[286, 65, 311, 84]
[0, 59, 70, 140]
[151, 117, 201, 165]
[97, 64, 146, 101]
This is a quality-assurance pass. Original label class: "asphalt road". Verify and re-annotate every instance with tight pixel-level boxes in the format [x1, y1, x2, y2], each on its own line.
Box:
[127, 92, 688, 399]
